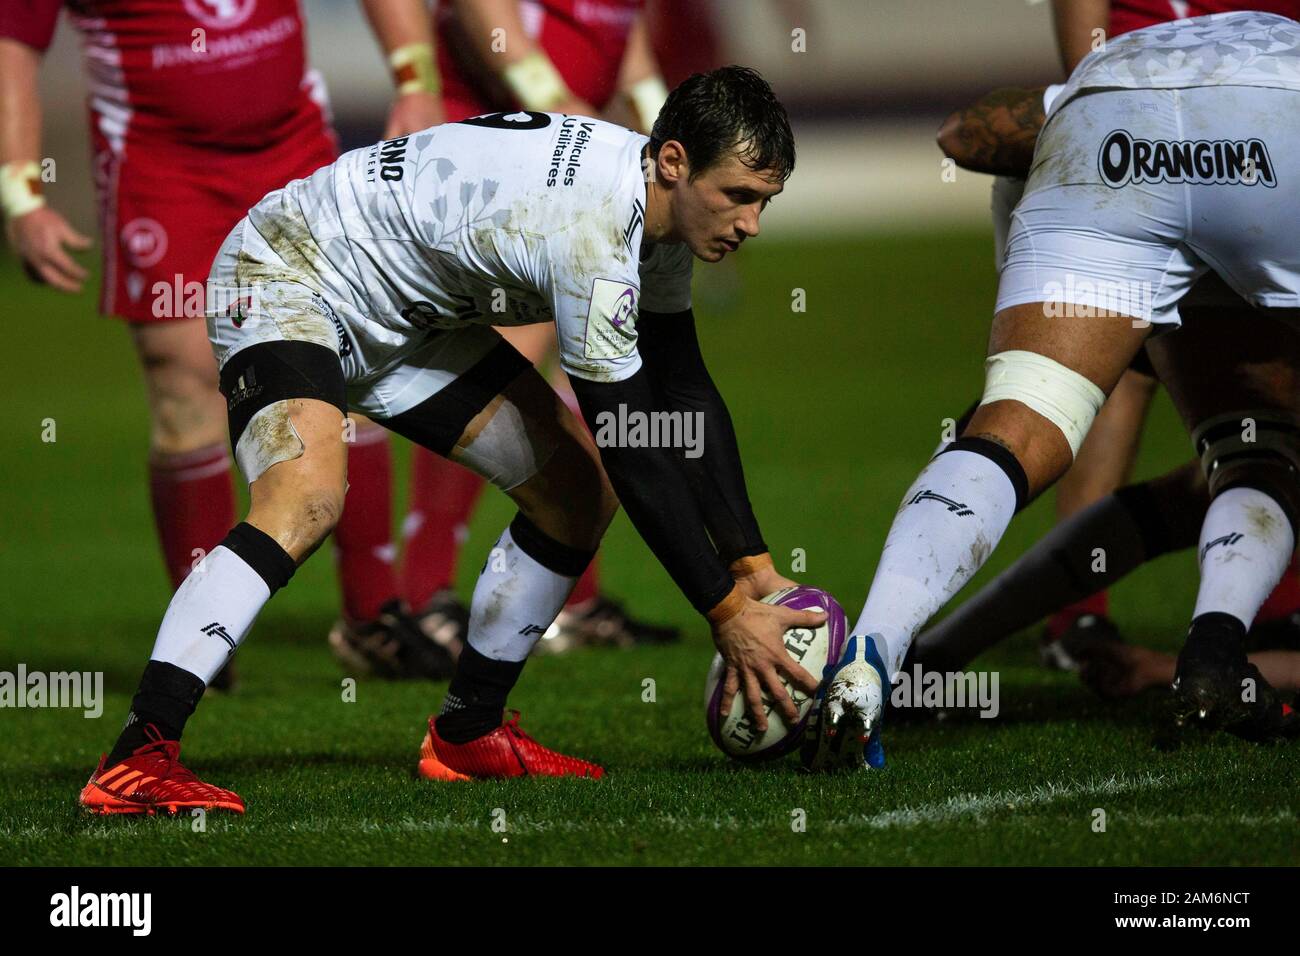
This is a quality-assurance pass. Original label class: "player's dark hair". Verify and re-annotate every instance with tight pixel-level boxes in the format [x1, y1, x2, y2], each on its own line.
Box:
[649, 66, 795, 182]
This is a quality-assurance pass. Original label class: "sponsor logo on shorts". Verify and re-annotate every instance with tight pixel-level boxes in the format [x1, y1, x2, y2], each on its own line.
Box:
[1098, 129, 1276, 188]
[183, 0, 257, 30]
[120, 218, 169, 269]
[317, 296, 353, 357]
[206, 282, 262, 327]
[227, 367, 263, 409]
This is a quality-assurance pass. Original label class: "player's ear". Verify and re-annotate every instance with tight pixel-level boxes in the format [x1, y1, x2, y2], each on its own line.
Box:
[656, 140, 688, 186]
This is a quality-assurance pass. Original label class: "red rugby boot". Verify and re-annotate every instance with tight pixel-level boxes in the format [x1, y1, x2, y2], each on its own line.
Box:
[79, 725, 245, 815]
[417, 711, 604, 780]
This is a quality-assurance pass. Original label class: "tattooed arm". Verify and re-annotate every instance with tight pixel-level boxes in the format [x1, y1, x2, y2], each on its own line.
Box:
[936, 86, 1047, 177]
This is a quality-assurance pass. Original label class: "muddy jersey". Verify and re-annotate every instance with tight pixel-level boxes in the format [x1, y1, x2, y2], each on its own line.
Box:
[221, 112, 693, 384]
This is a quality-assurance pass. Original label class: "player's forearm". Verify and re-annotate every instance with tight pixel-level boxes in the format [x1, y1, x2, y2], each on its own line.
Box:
[0, 39, 42, 166]
[570, 370, 738, 617]
[936, 86, 1046, 177]
[1050, 0, 1109, 75]
[359, 0, 439, 96]
[454, 0, 541, 69]
[637, 310, 767, 564]
[616, 14, 667, 134]
[454, 0, 574, 109]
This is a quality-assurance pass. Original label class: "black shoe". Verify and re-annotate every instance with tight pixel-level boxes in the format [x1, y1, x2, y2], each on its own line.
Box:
[413, 588, 468, 663]
[1040, 613, 1124, 672]
[533, 595, 680, 654]
[328, 599, 456, 681]
[1173, 612, 1294, 742]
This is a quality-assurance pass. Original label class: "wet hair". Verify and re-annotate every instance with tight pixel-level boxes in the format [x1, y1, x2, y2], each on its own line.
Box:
[649, 66, 796, 182]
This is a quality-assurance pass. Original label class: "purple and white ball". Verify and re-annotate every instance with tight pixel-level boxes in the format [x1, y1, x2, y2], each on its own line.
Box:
[704, 585, 848, 762]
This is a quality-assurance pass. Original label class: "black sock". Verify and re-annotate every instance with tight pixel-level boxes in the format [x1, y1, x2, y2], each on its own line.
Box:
[106, 661, 206, 765]
[435, 644, 525, 743]
[1183, 611, 1248, 666]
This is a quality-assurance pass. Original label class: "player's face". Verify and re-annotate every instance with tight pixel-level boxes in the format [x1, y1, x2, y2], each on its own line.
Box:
[674, 151, 784, 262]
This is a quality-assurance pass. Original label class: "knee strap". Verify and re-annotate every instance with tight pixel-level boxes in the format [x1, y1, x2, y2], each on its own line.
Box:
[1193, 410, 1300, 536]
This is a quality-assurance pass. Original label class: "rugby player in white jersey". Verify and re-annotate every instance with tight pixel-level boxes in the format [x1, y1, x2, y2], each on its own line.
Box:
[806, 11, 1300, 771]
[79, 67, 821, 812]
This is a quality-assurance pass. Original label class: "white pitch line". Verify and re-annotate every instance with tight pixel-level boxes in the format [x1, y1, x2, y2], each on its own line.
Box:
[835, 771, 1191, 831]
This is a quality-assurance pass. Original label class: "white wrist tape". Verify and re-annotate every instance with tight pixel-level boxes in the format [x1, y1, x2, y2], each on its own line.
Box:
[503, 51, 569, 111]
[1, 161, 46, 219]
[981, 349, 1105, 457]
[625, 75, 669, 133]
[389, 42, 440, 96]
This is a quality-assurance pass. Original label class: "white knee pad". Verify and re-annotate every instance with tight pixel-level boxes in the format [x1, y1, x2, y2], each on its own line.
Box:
[980, 350, 1105, 457]
[235, 400, 306, 484]
[457, 396, 559, 491]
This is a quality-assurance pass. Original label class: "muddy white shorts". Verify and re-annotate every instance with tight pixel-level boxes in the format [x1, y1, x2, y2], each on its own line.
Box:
[996, 85, 1300, 325]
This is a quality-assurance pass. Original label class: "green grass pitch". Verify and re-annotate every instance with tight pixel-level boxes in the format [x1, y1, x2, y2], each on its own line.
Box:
[2, 232, 1297, 866]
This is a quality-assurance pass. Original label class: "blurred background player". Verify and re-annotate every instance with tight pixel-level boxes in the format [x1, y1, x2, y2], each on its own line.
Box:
[399, 0, 679, 656]
[1001, 0, 1300, 667]
[0, 0, 451, 687]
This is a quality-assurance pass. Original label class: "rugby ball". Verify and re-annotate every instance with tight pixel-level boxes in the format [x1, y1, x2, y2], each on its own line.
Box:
[704, 586, 847, 761]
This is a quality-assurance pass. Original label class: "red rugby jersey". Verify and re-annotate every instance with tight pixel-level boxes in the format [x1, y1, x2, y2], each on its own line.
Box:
[0, 0, 322, 150]
[436, 0, 643, 117]
[1111, 0, 1300, 36]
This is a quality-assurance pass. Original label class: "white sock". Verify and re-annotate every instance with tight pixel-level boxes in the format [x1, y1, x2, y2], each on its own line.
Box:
[1192, 487, 1294, 628]
[149, 545, 271, 684]
[467, 524, 580, 662]
[853, 448, 1019, 677]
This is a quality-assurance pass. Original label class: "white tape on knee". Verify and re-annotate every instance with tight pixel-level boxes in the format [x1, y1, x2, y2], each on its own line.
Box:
[981, 350, 1105, 457]
[234, 401, 306, 484]
[458, 398, 558, 491]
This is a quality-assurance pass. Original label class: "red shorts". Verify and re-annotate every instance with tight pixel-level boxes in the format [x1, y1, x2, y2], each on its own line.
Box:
[93, 98, 336, 324]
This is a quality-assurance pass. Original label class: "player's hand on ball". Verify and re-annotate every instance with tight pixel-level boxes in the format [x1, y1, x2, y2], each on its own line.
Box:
[6, 207, 91, 293]
[384, 91, 445, 139]
[732, 564, 799, 601]
[713, 599, 823, 731]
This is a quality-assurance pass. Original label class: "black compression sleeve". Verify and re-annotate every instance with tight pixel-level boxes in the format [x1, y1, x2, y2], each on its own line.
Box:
[635, 309, 768, 564]
[570, 368, 736, 615]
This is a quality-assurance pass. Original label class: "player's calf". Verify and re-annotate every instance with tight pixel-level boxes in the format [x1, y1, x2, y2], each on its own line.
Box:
[88, 340, 350, 807]
[1173, 411, 1300, 738]
[388, 365, 614, 776]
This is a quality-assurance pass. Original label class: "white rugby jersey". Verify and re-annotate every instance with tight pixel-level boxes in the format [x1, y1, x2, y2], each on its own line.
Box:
[235, 111, 693, 383]
[1052, 11, 1300, 115]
